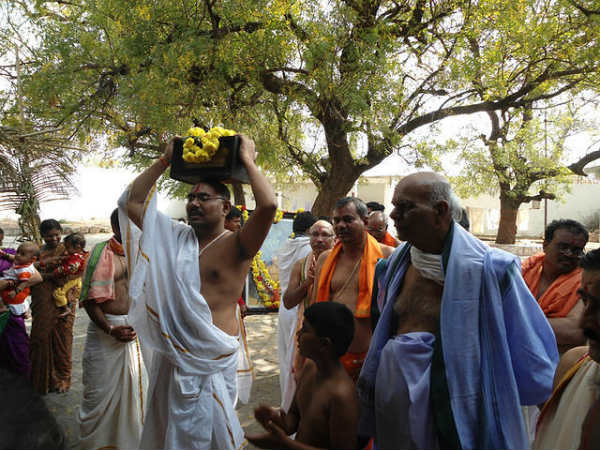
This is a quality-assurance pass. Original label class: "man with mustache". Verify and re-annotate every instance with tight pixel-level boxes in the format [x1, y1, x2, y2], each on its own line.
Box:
[522, 219, 588, 354]
[357, 172, 557, 450]
[533, 247, 600, 450]
[120, 134, 277, 450]
[312, 198, 393, 382]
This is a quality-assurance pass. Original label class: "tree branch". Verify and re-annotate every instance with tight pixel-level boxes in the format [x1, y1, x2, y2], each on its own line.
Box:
[567, 0, 600, 16]
[396, 67, 592, 136]
[567, 149, 600, 175]
[522, 191, 556, 203]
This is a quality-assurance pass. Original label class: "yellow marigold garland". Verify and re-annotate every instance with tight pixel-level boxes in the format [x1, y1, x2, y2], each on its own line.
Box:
[240, 207, 309, 308]
[182, 126, 236, 163]
[251, 250, 280, 308]
[236, 205, 285, 225]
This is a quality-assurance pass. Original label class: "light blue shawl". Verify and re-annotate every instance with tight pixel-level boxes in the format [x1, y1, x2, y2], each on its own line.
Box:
[359, 223, 558, 449]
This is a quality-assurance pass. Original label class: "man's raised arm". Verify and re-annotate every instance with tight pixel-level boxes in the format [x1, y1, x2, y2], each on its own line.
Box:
[125, 139, 174, 229]
[237, 135, 277, 259]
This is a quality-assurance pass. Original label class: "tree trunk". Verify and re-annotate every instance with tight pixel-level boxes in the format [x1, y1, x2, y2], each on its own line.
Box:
[311, 174, 358, 217]
[232, 181, 245, 206]
[496, 194, 522, 244]
[310, 119, 364, 216]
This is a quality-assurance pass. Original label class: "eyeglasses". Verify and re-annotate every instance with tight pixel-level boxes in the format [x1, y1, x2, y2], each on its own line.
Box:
[367, 226, 386, 233]
[556, 242, 585, 256]
[310, 232, 335, 238]
[187, 193, 227, 203]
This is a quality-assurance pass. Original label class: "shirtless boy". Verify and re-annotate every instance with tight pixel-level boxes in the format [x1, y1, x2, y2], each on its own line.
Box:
[247, 301, 358, 450]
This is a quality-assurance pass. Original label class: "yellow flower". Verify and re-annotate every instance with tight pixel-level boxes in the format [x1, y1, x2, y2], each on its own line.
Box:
[182, 126, 237, 163]
[188, 127, 205, 137]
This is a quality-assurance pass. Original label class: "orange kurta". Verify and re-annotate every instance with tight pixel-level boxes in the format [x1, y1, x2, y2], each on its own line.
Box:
[381, 232, 399, 248]
[316, 233, 383, 318]
[522, 253, 582, 318]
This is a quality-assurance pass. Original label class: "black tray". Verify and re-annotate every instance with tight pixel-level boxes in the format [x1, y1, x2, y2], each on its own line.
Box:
[170, 135, 250, 184]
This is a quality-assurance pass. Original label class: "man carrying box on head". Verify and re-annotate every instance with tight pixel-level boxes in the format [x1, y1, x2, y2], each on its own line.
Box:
[120, 134, 277, 450]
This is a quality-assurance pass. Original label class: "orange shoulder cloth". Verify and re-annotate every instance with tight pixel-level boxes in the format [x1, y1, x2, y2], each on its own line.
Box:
[522, 253, 582, 318]
[316, 233, 383, 318]
[382, 232, 399, 248]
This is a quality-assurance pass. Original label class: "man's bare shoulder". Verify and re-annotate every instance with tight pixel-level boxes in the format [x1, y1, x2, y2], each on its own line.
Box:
[317, 249, 333, 263]
[379, 243, 394, 258]
[553, 345, 589, 389]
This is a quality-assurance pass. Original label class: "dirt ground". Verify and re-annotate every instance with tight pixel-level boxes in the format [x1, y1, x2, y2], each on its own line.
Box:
[40, 311, 281, 450]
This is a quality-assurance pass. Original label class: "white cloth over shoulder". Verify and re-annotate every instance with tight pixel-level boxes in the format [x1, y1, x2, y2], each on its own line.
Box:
[533, 358, 600, 450]
[118, 186, 244, 450]
[410, 246, 444, 286]
[78, 314, 148, 450]
[275, 236, 311, 411]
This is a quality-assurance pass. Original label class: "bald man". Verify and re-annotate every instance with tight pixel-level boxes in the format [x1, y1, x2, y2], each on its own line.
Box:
[358, 172, 558, 450]
[280, 220, 336, 410]
[367, 211, 401, 247]
[312, 198, 393, 382]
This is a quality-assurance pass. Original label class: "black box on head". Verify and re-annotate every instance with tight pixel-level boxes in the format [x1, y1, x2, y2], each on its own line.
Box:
[170, 135, 250, 184]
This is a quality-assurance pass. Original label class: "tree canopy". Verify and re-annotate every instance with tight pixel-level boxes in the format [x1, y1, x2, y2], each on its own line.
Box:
[8, 0, 600, 215]
[1, 6, 82, 241]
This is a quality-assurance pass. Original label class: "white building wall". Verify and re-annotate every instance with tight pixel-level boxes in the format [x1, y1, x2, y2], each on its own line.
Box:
[460, 178, 600, 238]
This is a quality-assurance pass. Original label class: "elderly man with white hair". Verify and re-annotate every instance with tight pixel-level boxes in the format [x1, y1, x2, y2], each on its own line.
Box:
[358, 172, 558, 450]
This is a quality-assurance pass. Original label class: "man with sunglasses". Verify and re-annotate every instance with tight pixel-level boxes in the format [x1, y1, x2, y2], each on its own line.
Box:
[120, 134, 277, 450]
[522, 219, 589, 354]
[533, 248, 600, 450]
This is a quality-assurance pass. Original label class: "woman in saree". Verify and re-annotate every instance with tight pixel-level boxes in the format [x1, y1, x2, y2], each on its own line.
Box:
[30, 219, 81, 394]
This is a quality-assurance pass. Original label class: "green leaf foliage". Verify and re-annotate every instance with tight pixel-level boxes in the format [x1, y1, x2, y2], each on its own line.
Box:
[7, 0, 600, 213]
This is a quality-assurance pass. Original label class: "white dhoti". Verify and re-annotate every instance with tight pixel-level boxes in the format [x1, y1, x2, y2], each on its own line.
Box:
[533, 357, 600, 450]
[237, 306, 254, 405]
[119, 187, 245, 450]
[140, 352, 243, 450]
[277, 302, 299, 411]
[275, 237, 311, 411]
[78, 314, 148, 450]
[374, 332, 438, 450]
